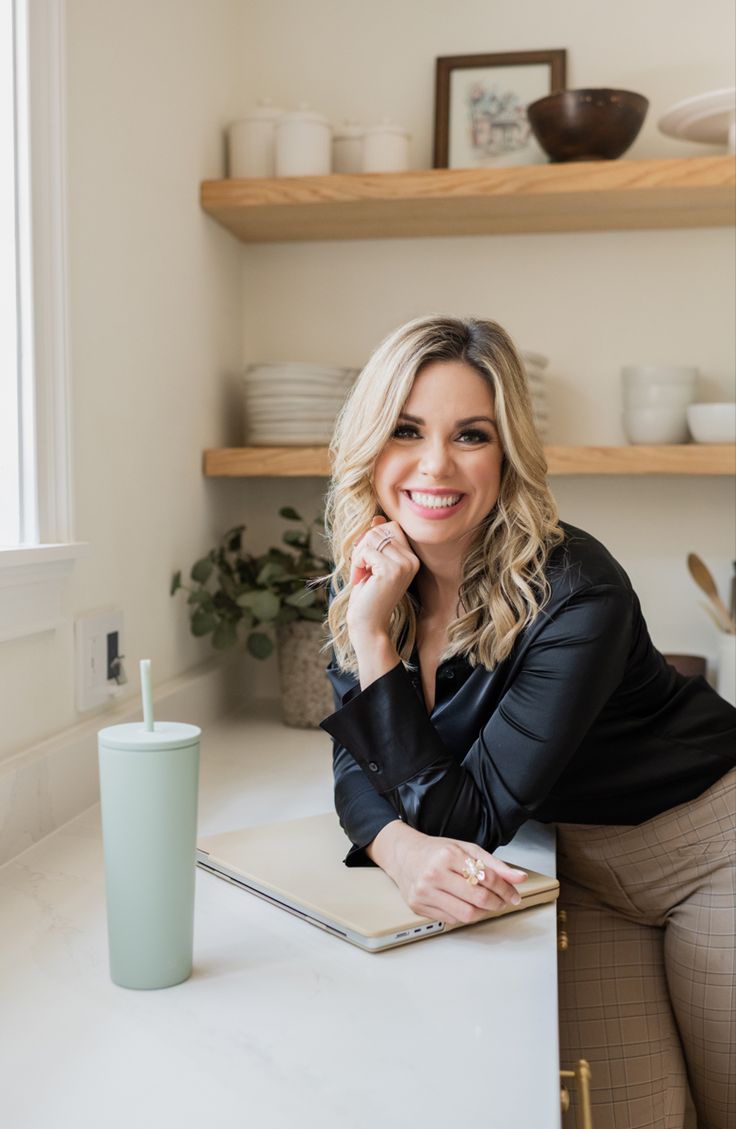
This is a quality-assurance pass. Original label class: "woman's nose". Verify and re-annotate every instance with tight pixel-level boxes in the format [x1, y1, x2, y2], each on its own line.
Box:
[418, 438, 455, 477]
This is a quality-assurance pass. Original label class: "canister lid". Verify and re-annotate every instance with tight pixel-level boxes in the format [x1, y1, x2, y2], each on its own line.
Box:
[98, 721, 201, 751]
[333, 119, 365, 140]
[364, 117, 410, 138]
[277, 103, 331, 127]
[231, 98, 284, 124]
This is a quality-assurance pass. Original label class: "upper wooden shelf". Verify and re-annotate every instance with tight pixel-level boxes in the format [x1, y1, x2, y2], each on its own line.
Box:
[203, 445, 736, 478]
[200, 156, 736, 242]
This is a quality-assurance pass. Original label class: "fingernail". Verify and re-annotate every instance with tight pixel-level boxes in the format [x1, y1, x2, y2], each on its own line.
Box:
[511, 893, 521, 905]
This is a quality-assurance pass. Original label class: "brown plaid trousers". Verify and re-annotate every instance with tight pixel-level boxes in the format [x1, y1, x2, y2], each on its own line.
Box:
[553, 765, 736, 1129]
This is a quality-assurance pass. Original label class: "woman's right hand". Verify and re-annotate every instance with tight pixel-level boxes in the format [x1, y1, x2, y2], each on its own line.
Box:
[368, 821, 529, 925]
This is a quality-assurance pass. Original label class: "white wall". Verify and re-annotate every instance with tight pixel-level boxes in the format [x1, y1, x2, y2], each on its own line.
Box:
[235, 0, 736, 697]
[1, 0, 734, 760]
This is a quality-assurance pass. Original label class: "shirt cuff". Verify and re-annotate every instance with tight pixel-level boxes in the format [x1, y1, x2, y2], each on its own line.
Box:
[320, 661, 449, 793]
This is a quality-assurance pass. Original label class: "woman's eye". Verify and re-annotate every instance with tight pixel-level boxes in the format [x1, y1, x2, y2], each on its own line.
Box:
[391, 425, 491, 443]
[457, 429, 490, 444]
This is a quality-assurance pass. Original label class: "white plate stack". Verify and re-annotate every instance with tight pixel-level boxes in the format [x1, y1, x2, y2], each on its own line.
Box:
[521, 351, 549, 440]
[241, 363, 359, 445]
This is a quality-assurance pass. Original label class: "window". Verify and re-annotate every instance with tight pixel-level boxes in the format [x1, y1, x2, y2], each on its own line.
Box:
[1, 0, 20, 545]
[0, 0, 88, 645]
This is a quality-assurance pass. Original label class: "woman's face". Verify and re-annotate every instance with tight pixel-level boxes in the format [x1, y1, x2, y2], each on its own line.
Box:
[372, 360, 504, 548]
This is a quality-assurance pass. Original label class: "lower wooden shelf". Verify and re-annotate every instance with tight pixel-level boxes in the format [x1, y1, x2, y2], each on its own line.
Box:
[203, 444, 736, 477]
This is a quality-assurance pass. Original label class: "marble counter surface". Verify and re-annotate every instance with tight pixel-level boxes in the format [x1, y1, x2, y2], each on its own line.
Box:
[0, 700, 561, 1129]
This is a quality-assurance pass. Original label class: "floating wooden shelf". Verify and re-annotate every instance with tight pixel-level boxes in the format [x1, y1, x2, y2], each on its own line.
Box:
[201, 156, 736, 242]
[203, 444, 736, 478]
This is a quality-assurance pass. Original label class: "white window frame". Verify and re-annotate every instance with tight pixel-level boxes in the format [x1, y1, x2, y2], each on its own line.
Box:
[1, 0, 89, 645]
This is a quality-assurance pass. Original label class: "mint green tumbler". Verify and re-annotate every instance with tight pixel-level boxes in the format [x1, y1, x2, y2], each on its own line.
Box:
[97, 717, 201, 989]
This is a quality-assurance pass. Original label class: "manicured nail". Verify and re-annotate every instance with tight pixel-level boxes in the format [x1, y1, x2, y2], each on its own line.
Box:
[511, 893, 521, 905]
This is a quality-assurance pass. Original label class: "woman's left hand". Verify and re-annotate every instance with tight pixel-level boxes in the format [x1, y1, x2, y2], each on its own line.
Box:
[347, 516, 420, 643]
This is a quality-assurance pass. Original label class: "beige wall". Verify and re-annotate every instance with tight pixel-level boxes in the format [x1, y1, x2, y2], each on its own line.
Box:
[1, 0, 734, 760]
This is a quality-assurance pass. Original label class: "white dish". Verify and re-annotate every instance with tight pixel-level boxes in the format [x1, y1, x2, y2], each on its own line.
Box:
[623, 407, 689, 445]
[686, 403, 736, 444]
[245, 361, 358, 375]
[521, 351, 549, 370]
[622, 365, 697, 390]
[658, 87, 736, 150]
[624, 385, 695, 409]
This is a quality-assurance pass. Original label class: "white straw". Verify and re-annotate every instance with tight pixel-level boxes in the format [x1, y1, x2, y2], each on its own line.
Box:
[140, 659, 154, 731]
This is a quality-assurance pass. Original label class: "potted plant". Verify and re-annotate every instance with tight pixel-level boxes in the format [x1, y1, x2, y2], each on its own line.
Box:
[170, 508, 335, 728]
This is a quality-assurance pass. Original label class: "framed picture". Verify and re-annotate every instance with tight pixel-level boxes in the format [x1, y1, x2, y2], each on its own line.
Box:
[433, 50, 567, 169]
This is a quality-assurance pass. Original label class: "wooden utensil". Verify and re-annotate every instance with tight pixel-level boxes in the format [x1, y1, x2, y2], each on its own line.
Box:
[688, 553, 736, 633]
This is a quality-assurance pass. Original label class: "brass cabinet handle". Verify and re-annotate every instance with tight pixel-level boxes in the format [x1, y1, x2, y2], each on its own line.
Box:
[558, 908, 569, 952]
[560, 1059, 593, 1129]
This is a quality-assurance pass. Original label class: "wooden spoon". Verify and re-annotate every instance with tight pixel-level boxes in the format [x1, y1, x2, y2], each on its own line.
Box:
[688, 553, 736, 633]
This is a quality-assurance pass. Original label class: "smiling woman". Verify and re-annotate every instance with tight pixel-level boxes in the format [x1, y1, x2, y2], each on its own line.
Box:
[318, 314, 736, 1129]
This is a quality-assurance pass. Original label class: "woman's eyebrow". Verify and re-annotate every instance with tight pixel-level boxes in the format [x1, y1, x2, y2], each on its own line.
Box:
[398, 412, 497, 428]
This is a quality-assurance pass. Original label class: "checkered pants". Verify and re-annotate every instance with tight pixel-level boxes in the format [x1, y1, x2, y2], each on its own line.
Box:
[554, 766, 736, 1129]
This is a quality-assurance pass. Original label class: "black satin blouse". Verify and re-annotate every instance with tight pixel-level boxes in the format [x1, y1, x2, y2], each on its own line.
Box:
[320, 522, 736, 866]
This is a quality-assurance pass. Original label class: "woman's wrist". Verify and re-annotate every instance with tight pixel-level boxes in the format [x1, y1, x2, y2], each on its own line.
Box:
[366, 819, 421, 875]
[350, 631, 400, 690]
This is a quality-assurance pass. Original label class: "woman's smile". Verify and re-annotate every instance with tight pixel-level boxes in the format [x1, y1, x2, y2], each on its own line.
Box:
[401, 488, 468, 519]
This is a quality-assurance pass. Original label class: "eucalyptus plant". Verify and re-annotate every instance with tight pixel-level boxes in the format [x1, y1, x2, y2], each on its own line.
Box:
[170, 507, 333, 659]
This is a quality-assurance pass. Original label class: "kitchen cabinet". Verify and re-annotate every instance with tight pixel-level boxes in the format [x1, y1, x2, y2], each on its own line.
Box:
[200, 155, 736, 479]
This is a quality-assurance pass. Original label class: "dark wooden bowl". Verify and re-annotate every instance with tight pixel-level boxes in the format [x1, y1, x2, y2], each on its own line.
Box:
[526, 88, 649, 162]
[663, 653, 707, 679]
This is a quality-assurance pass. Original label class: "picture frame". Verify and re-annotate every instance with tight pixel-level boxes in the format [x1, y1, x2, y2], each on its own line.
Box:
[433, 50, 567, 169]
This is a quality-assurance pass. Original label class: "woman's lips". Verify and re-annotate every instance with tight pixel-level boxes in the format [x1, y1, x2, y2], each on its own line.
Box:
[401, 490, 467, 519]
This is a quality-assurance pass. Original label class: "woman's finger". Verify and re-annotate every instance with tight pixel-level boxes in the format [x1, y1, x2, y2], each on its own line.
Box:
[451, 847, 527, 905]
[350, 538, 414, 584]
[443, 871, 510, 911]
[414, 887, 494, 927]
[455, 842, 528, 885]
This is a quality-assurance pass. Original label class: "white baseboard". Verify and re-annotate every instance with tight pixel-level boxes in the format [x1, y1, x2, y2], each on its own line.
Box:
[0, 649, 252, 867]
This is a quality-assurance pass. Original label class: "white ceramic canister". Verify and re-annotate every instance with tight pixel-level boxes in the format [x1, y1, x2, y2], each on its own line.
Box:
[362, 118, 411, 172]
[332, 120, 365, 173]
[275, 104, 332, 176]
[228, 99, 284, 178]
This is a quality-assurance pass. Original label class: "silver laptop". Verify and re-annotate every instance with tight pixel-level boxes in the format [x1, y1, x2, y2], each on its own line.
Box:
[196, 811, 559, 953]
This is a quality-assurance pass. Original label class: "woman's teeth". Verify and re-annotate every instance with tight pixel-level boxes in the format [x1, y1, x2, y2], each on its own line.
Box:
[407, 491, 462, 508]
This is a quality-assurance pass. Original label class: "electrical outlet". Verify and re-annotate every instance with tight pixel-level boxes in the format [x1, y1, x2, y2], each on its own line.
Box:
[75, 609, 125, 712]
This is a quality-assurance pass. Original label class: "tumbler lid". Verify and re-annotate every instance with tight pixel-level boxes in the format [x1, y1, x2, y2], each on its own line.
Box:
[98, 721, 201, 751]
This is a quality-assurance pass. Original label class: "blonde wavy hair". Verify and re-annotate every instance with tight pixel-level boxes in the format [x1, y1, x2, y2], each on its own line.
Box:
[320, 315, 563, 676]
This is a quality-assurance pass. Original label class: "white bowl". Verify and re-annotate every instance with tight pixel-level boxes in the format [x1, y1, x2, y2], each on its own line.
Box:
[624, 384, 695, 409]
[623, 407, 689, 444]
[686, 402, 736, 444]
[622, 364, 698, 388]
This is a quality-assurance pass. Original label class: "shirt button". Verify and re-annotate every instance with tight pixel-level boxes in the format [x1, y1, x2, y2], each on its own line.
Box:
[368, 761, 380, 773]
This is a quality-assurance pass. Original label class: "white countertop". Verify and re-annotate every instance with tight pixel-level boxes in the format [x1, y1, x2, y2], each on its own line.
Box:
[0, 701, 561, 1129]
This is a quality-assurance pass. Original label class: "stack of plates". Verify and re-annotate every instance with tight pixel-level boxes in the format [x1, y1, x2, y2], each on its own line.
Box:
[521, 351, 549, 440]
[241, 362, 359, 445]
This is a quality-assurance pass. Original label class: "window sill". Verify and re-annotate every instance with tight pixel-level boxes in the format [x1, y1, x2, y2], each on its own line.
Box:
[0, 542, 91, 644]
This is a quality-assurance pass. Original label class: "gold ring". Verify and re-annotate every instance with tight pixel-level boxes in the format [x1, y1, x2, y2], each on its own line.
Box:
[462, 856, 486, 885]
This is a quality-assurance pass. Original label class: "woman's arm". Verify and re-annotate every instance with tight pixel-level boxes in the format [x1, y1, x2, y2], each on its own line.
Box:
[322, 582, 634, 854]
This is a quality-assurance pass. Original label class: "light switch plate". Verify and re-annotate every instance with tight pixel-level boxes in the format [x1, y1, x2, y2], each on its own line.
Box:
[75, 609, 125, 712]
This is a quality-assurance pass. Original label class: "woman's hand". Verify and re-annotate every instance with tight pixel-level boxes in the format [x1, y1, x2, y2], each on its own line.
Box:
[347, 515, 420, 645]
[369, 821, 529, 925]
